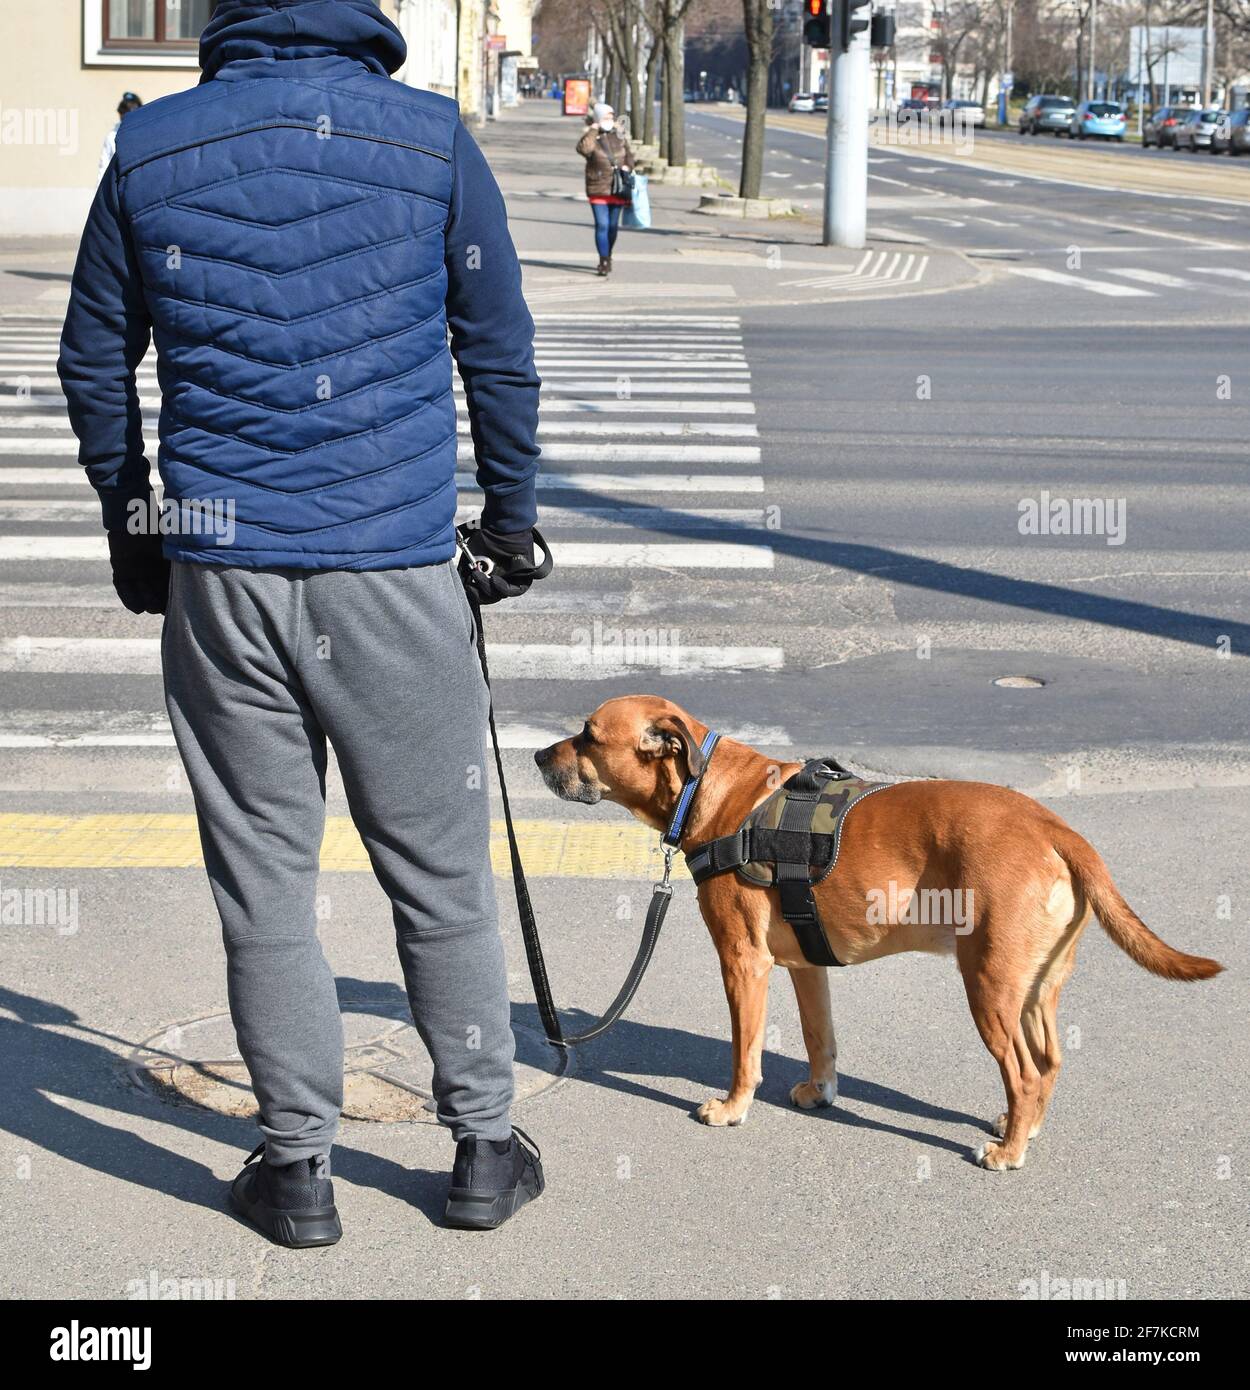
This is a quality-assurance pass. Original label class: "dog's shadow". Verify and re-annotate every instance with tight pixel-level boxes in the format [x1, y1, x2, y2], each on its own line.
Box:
[520, 1004, 983, 1157]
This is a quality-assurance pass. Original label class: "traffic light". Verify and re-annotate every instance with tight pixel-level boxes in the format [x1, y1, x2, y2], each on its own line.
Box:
[840, 0, 871, 51]
[803, 0, 832, 49]
[870, 11, 896, 49]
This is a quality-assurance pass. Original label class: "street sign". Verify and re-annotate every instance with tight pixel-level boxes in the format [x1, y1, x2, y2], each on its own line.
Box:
[1002, 70, 1014, 91]
[487, 35, 507, 52]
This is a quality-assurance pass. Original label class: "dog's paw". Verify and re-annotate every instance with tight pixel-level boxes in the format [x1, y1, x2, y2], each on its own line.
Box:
[990, 1112, 1043, 1140]
[790, 1079, 837, 1110]
[974, 1140, 1026, 1171]
[696, 1097, 747, 1127]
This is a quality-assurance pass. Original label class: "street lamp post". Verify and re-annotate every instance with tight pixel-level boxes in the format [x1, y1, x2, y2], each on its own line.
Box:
[1087, 0, 1097, 101]
[1202, 0, 1215, 106]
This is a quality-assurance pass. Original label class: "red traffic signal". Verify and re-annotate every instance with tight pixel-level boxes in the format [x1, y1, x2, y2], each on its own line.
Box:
[803, 0, 832, 46]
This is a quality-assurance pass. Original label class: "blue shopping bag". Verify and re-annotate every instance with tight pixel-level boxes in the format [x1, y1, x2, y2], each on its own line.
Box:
[622, 173, 651, 230]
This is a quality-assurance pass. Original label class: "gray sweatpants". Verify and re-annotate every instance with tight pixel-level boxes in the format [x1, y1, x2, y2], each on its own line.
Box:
[162, 558, 515, 1164]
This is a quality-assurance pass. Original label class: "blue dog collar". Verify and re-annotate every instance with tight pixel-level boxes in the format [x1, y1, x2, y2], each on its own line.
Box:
[662, 729, 721, 849]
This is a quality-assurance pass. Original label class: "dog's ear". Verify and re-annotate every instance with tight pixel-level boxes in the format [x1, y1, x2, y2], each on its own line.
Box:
[640, 714, 704, 777]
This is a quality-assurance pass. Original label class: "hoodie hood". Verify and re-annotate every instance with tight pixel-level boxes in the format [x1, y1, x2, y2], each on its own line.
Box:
[199, 0, 406, 82]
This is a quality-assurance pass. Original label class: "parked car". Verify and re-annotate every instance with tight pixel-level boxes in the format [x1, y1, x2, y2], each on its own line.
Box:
[1174, 108, 1227, 151]
[1142, 105, 1192, 148]
[938, 98, 987, 129]
[788, 92, 815, 114]
[1019, 94, 1076, 136]
[1069, 100, 1127, 140]
[897, 97, 932, 124]
[814, 94, 828, 113]
[1211, 107, 1250, 155]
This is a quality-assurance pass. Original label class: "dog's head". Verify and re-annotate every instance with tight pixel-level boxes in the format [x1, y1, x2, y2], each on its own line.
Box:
[534, 696, 709, 831]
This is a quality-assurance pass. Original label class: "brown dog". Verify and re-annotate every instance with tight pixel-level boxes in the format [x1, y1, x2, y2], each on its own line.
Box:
[535, 696, 1223, 1169]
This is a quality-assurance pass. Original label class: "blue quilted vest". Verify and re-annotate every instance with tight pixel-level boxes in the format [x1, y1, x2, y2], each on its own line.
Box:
[114, 0, 461, 569]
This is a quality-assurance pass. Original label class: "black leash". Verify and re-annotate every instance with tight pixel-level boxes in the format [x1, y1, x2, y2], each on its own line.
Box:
[459, 527, 675, 1051]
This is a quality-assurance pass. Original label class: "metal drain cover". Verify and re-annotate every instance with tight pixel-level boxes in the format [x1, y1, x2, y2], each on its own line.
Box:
[129, 1002, 568, 1122]
[992, 674, 1046, 688]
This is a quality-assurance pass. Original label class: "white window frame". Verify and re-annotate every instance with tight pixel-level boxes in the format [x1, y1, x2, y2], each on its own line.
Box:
[83, 0, 202, 70]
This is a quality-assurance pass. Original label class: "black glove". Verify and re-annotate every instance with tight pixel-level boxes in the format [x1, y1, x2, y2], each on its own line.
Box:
[457, 519, 552, 606]
[107, 528, 170, 615]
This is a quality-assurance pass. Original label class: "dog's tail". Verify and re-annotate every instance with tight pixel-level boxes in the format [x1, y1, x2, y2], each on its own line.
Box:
[1055, 830, 1223, 981]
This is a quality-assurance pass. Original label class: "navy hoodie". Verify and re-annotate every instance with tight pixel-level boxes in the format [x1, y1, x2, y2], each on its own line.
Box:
[58, 0, 540, 569]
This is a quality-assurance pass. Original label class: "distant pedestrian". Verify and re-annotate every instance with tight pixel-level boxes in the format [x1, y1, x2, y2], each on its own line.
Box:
[97, 92, 142, 183]
[576, 102, 634, 276]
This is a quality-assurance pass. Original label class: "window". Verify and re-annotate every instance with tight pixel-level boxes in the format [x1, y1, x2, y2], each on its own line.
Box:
[103, 0, 212, 50]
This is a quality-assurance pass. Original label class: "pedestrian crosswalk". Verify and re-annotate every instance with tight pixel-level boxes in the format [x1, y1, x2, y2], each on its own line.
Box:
[1001, 261, 1250, 301]
[0, 312, 791, 757]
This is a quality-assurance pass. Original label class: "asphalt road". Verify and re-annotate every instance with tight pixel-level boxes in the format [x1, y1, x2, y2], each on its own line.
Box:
[0, 102, 1244, 1301]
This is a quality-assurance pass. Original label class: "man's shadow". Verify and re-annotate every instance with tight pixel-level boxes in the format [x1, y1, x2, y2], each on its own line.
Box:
[0, 982, 429, 1225]
[0, 976, 980, 1234]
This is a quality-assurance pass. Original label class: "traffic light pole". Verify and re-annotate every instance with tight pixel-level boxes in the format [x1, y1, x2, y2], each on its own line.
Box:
[822, 23, 870, 248]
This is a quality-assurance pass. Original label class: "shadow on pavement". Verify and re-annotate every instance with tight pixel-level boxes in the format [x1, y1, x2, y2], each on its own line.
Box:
[514, 1003, 981, 1157]
[562, 489, 1250, 652]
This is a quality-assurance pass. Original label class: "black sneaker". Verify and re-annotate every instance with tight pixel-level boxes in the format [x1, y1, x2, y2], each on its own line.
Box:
[444, 1126, 544, 1230]
[229, 1143, 342, 1249]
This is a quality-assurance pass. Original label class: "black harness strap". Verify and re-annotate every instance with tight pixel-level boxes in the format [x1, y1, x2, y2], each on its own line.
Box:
[774, 778, 840, 967]
[685, 757, 870, 967]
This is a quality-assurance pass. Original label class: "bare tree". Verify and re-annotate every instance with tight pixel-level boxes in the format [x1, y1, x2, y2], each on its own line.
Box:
[658, 0, 694, 166]
[931, 1, 991, 100]
[739, 0, 773, 197]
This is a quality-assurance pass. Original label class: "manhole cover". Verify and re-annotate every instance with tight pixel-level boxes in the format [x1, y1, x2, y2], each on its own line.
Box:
[992, 674, 1046, 688]
[128, 1003, 568, 1122]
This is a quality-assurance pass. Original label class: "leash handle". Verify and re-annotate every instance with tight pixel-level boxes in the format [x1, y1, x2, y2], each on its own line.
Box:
[469, 593, 672, 1051]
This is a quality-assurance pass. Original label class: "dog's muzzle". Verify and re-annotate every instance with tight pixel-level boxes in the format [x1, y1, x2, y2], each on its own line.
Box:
[534, 745, 602, 804]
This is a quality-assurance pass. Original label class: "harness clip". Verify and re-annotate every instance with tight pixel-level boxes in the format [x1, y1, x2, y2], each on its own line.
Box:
[657, 844, 674, 895]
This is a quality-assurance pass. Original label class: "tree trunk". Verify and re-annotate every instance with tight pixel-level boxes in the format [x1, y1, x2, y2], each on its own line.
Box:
[739, 0, 772, 200]
[628, 58, 644, 139]
[659, 43, 669, 159]
[643, 37, 659, 145]
[666, 20, 687, 166]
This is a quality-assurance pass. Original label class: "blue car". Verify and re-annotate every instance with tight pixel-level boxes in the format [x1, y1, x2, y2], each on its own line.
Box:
[1069, 100, 1127, 140]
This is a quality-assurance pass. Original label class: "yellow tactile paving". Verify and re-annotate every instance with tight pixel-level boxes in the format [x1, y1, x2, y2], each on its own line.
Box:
[0, 812, 691, 879]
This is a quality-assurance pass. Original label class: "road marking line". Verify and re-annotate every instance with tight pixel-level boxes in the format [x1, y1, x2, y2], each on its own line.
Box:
[1000, 266, 1155, 297]
[0, 538, 774, 565]
[0, 500, 766, 526]
[0, 811, 695, 877]
[0, 397, 757, 417]
[1188, 267, 1250, 281]
[0, 635, 782, 676]
[0, 428, 764, 461]
[497, 444, 761, 464]
[1105, 267, 1194, 288]
[0, 469, 766, 493]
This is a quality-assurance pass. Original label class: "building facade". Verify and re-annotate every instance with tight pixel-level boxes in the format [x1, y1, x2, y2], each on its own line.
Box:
[1, 0, 539, 236]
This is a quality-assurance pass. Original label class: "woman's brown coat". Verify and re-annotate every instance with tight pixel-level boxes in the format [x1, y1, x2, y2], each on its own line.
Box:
[576, 125, 635, 198]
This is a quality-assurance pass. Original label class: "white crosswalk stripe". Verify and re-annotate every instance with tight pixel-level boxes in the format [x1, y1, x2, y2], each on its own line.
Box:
[1104, 267, 1194, 289]
[0, 313, 790, 753]
[1000, 266, 1155, 298]
[1187, 267, 1250, 283]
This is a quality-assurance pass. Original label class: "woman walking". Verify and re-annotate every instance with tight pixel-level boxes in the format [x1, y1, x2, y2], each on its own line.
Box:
[576, 103, 634, 276]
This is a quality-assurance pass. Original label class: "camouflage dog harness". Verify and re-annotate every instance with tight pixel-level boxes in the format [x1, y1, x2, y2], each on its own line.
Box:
[684, 758, 893, 967]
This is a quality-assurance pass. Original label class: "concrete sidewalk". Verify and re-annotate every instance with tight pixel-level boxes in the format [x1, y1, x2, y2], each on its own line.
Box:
[480, 101, 981, 310]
